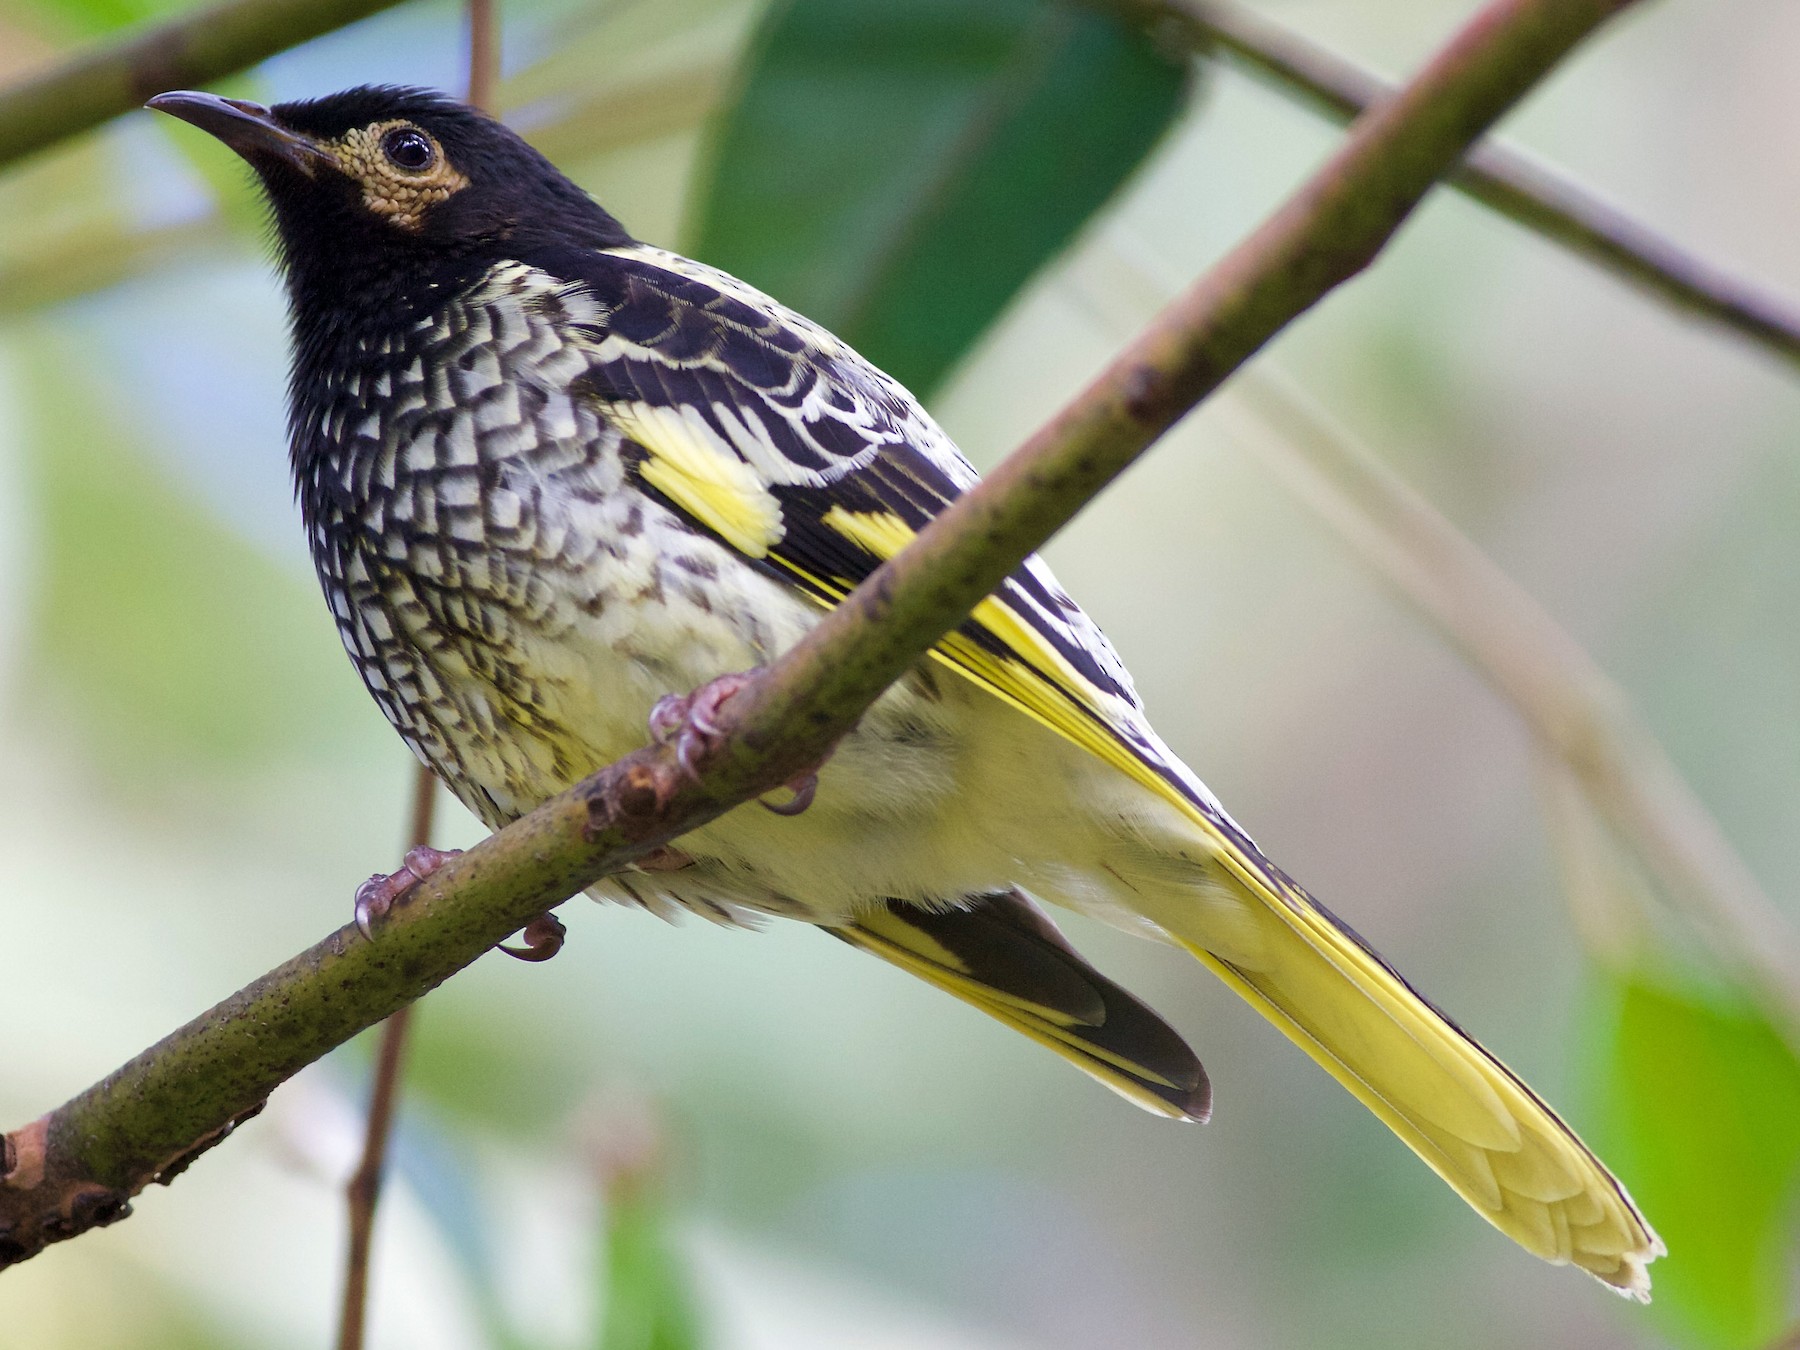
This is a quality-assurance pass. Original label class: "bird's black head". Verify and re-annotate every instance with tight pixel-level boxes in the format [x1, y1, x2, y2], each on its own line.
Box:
[148, 85, 632, 326]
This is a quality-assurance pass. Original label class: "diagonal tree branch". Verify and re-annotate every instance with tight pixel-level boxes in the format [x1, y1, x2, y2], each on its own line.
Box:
[0, 0, 410, 171]
[1099, 0, 1800, 371]
[0, 0, 1641, 1272]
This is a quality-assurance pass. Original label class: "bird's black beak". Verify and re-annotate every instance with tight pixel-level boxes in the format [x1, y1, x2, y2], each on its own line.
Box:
[146, 91, 332, 176]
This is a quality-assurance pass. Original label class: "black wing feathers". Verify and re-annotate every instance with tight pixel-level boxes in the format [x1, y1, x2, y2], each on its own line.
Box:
[830, 890, 1210, 1122]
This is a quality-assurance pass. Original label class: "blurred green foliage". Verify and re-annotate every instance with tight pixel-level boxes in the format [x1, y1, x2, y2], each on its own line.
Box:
[690, 0, 1190, 395]
[1598, 973, 1800, 1350]
[17, 331, 352, 768]
[596, 1183, 706, 1350]
[1, 0, 1798, 1347]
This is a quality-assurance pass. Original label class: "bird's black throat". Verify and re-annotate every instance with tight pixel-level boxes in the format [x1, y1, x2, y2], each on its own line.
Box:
[267, 183, 498, 493]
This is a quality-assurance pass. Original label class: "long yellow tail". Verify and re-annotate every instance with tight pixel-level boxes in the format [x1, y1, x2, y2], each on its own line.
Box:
[1142, 847, 1662, 1299]
[817, 509, 1661, 1295]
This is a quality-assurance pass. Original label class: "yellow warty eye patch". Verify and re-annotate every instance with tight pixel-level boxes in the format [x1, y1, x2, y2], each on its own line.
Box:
[328, 121, 470, 229]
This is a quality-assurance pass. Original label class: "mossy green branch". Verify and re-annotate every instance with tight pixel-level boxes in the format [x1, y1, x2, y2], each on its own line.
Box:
[0, 0, 410, 171]
[0, 0, 1641, 1271]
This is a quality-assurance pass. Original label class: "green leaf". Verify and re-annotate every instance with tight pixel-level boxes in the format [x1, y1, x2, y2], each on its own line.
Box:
[1594, 971, 1800, 1349]
[596, 1181, 705, 1350]
[688, 0, 1190, 396]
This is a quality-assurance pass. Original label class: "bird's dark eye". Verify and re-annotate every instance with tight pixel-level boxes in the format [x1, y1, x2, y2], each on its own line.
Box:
[380, 128, 435, 171]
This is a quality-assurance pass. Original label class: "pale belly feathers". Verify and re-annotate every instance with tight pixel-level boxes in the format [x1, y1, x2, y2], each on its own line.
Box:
[304, 270, 1224, 939]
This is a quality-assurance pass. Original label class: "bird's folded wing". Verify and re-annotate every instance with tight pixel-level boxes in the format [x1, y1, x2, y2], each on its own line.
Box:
[560, 243, 1662, 1296]
[565, 246, 1199, 810]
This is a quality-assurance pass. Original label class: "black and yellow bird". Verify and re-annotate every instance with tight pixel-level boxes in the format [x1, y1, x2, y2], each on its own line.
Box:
[148, 85, 1660, 1296]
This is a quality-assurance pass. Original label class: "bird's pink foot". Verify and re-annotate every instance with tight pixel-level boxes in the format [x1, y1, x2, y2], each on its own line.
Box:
[498, 912, 567, 963]
[648, 671, 757, 780]
[648, 671, 830, 815]
[354, 845, 462, 940]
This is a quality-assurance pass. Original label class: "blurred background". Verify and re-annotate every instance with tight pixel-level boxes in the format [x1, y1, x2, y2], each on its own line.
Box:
[0, 0, 1796, 1346]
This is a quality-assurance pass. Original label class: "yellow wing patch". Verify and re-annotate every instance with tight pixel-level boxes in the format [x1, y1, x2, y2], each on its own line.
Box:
[615, 402, 786, 557]
[819, 506, 914, 557]
[820, 509, 1183, 816]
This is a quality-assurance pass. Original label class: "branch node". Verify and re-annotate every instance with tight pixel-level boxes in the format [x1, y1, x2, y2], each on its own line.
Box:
[44, 1187, 131, 1238]
[1122, 362, 1177, 424]
[0, 1179, 131, 1270]
[2, 1118, 46, 1190]
[604, 762, 669, 830]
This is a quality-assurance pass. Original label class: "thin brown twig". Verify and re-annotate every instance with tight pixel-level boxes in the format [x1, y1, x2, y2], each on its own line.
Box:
[335, 1007, 411, 1350]
[0, 0, 1642, 1270]
[334, 9, 496, 1342]
[334, 764, 435, 1350]
[465, 0, 499, 117]
[1223, 372, 1800, 1042]
[1097, 0, 1800, 372]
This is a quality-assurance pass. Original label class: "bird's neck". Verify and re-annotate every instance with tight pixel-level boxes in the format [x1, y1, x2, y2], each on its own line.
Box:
[281, 238, 485, 501]
[285, 240, 481, 351]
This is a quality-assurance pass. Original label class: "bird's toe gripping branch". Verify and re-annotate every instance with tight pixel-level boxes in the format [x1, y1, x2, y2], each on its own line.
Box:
[496, 912, 567, 962]
[648, 670, 827, 816]
[355, 845, 565, 962]
[648, 671, 756, 778]
[353, 844, 463, 940]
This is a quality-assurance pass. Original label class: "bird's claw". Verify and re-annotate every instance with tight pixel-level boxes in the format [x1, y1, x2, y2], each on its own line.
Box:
[759, 770, 819, 816]
[354, 845, 462, 940]
[648, 671, 757, 781]
[357, 848, 566, 962]
[498, 912, 568, 962]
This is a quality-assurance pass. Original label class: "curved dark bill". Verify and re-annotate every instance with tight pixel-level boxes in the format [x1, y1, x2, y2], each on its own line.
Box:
[146, 91, 331, 174]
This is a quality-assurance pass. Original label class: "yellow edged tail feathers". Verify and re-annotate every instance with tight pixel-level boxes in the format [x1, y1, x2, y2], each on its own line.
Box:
[1156, 857, 1664, 1298]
